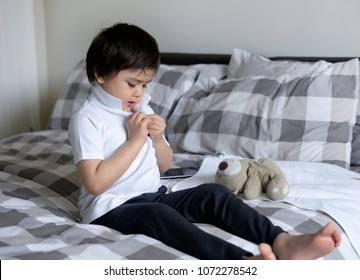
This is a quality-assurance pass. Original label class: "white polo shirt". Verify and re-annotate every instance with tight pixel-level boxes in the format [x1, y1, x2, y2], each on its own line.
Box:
[68, 83, 162, 223]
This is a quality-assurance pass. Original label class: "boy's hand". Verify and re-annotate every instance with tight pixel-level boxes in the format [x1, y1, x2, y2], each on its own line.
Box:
[126, 111, 150, 144]
[146, 114, 166, 142]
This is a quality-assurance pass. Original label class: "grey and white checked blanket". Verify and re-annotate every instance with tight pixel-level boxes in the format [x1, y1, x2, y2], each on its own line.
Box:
[0, 130, 358, 259]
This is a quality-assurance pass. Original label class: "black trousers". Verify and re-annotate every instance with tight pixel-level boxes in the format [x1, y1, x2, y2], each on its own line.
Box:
[91, 183, 285, 259]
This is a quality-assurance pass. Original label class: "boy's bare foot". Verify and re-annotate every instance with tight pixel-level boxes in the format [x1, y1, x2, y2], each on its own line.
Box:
[242, 243, 277, 260]
[273, 223, 341, 260]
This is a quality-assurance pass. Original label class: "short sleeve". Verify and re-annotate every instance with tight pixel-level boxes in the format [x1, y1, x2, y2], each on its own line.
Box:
[68, 113, 104, 165]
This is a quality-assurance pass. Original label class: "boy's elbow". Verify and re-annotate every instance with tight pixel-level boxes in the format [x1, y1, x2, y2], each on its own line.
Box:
[159, 165, 171, 174]
[158, 158, 173, 173]
[76, 160, 109, 196]
[82, 180, 107, 196]
[88, 188, 104, 197]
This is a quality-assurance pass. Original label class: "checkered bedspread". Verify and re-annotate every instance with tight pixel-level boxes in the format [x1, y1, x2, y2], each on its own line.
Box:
[0, 130, 358, 259]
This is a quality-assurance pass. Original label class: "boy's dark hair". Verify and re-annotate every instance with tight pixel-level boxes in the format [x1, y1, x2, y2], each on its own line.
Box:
[86, 23, 160, 84]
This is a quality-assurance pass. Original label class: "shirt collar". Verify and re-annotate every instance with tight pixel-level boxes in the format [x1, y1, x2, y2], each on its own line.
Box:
[91, 82, 151, 114]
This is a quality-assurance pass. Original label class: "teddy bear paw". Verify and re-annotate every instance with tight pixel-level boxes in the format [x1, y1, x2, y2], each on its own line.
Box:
[268, 184, 290, 200]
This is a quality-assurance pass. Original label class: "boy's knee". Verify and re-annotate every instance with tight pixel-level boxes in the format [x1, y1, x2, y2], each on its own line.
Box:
[198, 183, 231, 196]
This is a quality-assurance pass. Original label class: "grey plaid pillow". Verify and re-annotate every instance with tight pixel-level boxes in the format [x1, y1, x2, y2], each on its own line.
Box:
[48, 60, 90, 129]
[147, 65, 200, 120]
[167, 59, 359, 169]
[228, 48, 360, 165]
[148, 64, 227, 120]
[47, 62, 198, 129]
[48, 61, 225, 129]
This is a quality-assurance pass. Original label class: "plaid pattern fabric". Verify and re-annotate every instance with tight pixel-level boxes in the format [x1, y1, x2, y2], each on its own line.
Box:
[228, 48, 360, 165]
[352, 115, 360, 164]
[148, 64, 227, 120]
[48, 59, 227, 129]
[0, 172, 191, 260]
[167, 60, 359, 169]
[0, 170, 353, 259]
[0, 130, 80, 207]
[0, 130, 357, 259]
[146, 65, 200, 119]
[48, 60, 91, 129]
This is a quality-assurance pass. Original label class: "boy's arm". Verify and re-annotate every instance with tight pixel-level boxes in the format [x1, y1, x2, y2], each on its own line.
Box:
[76, 138, 144, 196]
[76, 111, 150, 196]
[147, 114, 173, 173]
[152, 137, 173, 173]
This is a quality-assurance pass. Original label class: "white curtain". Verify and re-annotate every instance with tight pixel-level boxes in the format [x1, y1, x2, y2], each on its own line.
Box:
[0, 0, 41, 139]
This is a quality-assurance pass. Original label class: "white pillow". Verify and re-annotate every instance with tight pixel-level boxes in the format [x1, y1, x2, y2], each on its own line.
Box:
[228, 48, 357, 79]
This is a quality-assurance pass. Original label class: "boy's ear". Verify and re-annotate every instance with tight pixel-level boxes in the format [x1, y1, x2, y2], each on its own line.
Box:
[95, 73, 105, 84]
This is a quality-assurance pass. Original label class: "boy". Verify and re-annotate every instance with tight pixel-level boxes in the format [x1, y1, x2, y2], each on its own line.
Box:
[68, 22, 341, 259]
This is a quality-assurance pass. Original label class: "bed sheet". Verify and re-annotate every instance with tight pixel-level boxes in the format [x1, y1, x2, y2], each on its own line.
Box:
[0, 130, 358, 259]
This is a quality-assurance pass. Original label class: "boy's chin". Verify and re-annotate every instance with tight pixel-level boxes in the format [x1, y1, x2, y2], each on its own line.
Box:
[122, 105, 132, 112]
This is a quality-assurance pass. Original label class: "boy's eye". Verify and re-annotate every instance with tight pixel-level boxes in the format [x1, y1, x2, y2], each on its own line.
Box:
[127, 81, 150, 89]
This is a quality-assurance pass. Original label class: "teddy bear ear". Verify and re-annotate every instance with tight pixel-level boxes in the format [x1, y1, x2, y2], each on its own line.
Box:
[217, 158, 242, 176]
[218, 161, 228, 171]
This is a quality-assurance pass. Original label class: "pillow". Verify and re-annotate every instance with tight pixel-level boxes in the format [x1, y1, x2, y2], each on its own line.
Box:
[146, 65, 200, 120]
[228, 48, 354, 79]
[228, 48, 360, 165]
[47, 62, 199, 129]
[48, 60, 91, 129]
[351, 115, 360, 164]
[167, 58, 359, 169]
[48, 60, 227, 129]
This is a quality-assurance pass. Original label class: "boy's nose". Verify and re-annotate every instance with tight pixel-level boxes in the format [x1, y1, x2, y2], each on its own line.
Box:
[134, 88, 144, 97]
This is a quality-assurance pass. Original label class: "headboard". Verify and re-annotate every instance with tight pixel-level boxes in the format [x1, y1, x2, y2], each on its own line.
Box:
[160, 52, 356, 65]
[160, 52, 231, 65]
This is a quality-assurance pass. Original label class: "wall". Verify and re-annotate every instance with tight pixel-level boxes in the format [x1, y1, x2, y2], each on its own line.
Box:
[42, 0, 360, 127]
[0, 0, 43, 138]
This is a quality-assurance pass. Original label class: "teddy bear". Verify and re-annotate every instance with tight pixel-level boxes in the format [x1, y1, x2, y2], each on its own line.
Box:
[215, 157, 290, 200]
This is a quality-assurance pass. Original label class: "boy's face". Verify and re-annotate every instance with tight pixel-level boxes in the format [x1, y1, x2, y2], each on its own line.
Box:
[96, 68, 155, 112]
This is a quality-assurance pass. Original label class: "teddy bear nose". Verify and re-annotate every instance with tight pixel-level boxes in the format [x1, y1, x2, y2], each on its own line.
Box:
[219, 161, 228, 171]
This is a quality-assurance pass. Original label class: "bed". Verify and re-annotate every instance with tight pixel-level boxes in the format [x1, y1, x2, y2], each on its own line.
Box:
[1, 49, 359, 260]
